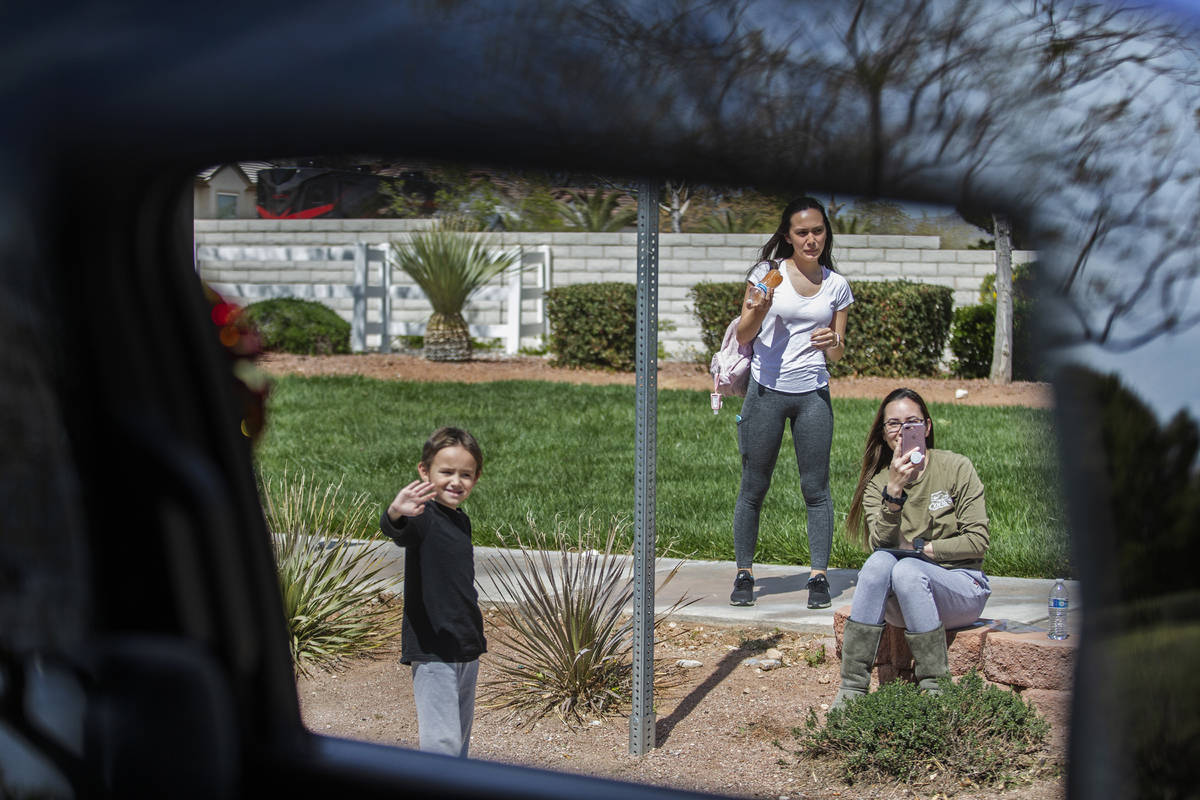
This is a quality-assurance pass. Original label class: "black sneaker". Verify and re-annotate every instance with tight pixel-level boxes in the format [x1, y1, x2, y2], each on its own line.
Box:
[806, 573, 831, 609]
[729, 569, 755, 606]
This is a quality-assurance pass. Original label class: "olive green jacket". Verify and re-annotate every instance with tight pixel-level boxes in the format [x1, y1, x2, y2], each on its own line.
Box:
[865, 449, 989, 571]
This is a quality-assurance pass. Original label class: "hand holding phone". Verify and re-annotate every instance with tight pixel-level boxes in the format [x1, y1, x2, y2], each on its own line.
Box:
[899, 420, 927, 472]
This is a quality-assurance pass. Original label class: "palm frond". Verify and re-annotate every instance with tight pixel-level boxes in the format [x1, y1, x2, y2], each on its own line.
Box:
[557, 189, 638, 232]
[700, 207, 765, 233]
[390, 226, 518, 315]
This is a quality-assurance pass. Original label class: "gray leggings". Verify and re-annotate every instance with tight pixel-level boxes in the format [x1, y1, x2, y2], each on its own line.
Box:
[734, 377, 833, 570]
[850, 550, 991, 633]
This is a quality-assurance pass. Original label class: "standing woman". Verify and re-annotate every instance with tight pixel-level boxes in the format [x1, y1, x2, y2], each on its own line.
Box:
[729, 197, 853, 609]
[832, 388, 991, 708]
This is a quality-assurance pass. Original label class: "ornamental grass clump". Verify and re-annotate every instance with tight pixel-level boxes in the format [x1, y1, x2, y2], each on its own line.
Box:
[798, 669, 1052, 790]
[479, 514, 692, 728]
[260, 471, 403, 676]
[391, 225, 517, 362]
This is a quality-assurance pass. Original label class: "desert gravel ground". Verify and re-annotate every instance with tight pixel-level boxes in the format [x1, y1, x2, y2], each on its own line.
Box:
[297, 615, 1064, 800]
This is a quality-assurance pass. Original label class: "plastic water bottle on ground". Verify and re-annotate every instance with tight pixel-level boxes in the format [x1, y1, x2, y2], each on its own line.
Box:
[1047, 579, 1069, 640]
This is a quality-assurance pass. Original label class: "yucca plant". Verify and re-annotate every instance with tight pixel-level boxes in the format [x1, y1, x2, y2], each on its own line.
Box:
[391, 225, 517, 362]
[261, 471, 403, 676]
[479, 514, 693, 728]
[556, 188, 638, 232]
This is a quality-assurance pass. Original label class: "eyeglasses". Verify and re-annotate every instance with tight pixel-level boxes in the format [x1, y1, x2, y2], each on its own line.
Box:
[883, 417, 925, 433]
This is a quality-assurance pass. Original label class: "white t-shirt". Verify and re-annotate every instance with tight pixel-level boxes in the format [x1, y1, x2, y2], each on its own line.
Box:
[746, 261, 854, 393]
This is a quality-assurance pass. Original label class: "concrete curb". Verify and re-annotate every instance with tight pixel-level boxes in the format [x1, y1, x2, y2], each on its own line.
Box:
[371, 541, 1082, 636]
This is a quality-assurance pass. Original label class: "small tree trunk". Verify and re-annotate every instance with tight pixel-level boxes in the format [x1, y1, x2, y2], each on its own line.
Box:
[660, 181, 690, 233]
[424, 311, 472, 362]
[990, 213, 1014, 384]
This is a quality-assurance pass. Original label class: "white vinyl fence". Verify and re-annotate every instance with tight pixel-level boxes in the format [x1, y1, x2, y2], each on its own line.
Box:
[202, 243, 552, 354]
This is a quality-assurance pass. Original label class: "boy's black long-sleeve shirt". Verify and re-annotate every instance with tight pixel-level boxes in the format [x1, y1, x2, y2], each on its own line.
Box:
[379, 500, 486, 664]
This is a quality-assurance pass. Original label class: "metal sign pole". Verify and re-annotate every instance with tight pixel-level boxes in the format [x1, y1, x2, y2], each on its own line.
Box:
[629, 178, 660, 756]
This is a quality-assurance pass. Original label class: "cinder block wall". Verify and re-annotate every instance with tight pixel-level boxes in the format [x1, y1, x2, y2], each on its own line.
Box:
[194, 220, 1035, 359]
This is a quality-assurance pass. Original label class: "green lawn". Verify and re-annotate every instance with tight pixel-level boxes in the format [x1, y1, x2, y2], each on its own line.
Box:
[254, 375, 1071, 578]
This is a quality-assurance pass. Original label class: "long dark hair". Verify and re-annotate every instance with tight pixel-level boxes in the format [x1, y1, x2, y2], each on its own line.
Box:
[844, 388, 935, 549]
[756, 196, 836, 269]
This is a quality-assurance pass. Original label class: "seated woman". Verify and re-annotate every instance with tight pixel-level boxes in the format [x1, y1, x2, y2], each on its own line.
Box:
[833, 388, 991, 708]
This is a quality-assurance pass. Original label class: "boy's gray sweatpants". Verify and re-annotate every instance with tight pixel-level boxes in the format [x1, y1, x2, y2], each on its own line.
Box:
[734, 377, 834, 571]
[411, 659, 479, 757]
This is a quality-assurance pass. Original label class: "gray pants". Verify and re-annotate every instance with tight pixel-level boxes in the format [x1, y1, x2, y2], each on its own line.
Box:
[734, 378, 834, 570]
[411, 659, 479, 757]
[850, 550, 991, 634]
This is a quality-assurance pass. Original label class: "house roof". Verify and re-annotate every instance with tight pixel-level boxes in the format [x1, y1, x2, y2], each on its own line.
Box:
[195, 161, 276, 185]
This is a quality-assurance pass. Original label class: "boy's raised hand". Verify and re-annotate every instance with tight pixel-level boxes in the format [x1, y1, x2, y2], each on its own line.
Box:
[387, 479, 437, 521]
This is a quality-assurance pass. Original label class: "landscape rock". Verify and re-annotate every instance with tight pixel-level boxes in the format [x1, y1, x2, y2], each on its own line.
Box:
[889, 618, 1001, 673]
[983, 631, 1077, 690]
[1018, 687, 1072, 749]
[676, 659, 703, 669]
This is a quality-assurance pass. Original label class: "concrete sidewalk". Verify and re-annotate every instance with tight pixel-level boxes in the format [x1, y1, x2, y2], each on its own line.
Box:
[377, 543, 1081, 636]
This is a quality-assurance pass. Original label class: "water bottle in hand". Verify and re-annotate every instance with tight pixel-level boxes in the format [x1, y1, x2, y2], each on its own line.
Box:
[753, 268, 782, 297]
[1048, 579, 1069, 640]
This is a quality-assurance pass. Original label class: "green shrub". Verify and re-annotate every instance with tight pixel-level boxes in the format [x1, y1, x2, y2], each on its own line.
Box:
[949, 301, 1036, 379]
[950, 261, 1038, 379]
[803, 642, 827, 667]
[831, 280, 954, 377]
[478, 515, 692, 728]
[949, 303, 996, 378]
[979, 261, 1038, 304]
[544, 282, 637, 369]
[688, 280, 747, 358]
[242, 298, 351, 355]
[260, 472, 403, 676]
[799, 670, 1051, 789]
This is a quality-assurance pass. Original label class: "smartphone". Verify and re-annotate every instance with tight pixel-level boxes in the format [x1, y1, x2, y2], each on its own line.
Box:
[899, 420, 927, 471]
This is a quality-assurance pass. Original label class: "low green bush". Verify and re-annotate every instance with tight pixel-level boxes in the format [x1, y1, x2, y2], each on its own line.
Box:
[980, 261, 1038, 304]
[950, 262, 1038, 379]
[544, 282, 637, 369]
[798, 670, 1052, 790]
[949, 303, 996, 378]
[242, 298, 351, 355]
[688, 280, 747, 358]
[949, 300, 1036, 379]
[831, 279, 954, 377]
